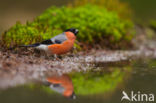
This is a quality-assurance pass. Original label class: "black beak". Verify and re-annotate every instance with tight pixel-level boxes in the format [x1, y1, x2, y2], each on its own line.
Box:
[69, 92, 76, 99]
[74, 29, 79, 35]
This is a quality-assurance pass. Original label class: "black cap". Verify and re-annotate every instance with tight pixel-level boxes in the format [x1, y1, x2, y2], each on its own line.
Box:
[65, 28, 79, 36]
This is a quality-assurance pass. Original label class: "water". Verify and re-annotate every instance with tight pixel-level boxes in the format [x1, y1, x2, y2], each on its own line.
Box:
[0, 59, 156, 103]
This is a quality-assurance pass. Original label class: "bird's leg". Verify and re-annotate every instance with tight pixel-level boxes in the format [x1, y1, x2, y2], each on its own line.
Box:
[44, 52, 55, 60]
[39, 50, 50, 60]
[54, 54, 57, 58]
[53, 54, 58, 60]
[44, 52, 50, 59]
[53, 54, 62, 61]
[44, 53, 57, 60]
[70, 46, 77, 57]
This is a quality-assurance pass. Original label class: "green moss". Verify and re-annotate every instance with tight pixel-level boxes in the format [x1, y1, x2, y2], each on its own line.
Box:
[70, 66, 131, 95]
[69, 0, 132, 20]
[0, 4, 134, 49]
[150, 20, 156, 30]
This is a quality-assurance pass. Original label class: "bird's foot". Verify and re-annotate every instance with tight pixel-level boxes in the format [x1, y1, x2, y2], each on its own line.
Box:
[52, 54, 63, 61]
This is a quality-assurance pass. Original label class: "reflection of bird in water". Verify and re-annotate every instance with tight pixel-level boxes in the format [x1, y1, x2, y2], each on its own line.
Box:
[44, 74, 76, 99]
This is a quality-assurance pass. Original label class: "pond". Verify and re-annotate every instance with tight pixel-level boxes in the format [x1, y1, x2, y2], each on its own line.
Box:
[0, 59, 156, 103]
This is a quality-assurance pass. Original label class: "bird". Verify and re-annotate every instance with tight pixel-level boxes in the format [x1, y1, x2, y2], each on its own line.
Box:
[21, 28, 79, 55]
[44, 74, 76, 99]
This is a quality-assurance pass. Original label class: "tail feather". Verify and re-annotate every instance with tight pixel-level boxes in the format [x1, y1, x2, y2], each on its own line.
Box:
[20, 43, 40, 47]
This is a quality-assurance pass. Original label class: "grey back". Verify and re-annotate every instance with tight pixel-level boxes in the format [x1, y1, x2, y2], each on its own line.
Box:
[51, 32, 67, 44]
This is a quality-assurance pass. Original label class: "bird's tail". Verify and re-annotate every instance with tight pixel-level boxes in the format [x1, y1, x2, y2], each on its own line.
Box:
[19, 43, 40, 47]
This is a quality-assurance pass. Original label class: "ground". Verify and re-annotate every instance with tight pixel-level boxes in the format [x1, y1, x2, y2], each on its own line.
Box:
[0, 25, 156, 89]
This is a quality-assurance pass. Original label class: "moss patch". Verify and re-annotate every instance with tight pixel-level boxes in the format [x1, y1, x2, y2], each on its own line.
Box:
[0, 4, 134, 49]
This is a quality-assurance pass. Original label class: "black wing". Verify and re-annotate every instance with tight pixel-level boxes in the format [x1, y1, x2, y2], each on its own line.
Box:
[41, 39, 54, 45]
[41, 39, 62, 45]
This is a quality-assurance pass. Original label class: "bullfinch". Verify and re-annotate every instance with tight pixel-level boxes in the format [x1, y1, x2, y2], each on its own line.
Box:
[21, 28, 79, 55]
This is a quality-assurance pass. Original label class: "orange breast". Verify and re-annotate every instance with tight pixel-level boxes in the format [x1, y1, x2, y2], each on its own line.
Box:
[65, 32, 76, 40]
[48, 40, 75, 55]
[48, 32, 76, 55]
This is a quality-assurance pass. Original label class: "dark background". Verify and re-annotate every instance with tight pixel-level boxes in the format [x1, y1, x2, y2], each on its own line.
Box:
[0, 0, 156, 34]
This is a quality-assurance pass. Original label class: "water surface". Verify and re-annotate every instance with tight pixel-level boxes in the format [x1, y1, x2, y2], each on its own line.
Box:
[0, 59, 155, 103]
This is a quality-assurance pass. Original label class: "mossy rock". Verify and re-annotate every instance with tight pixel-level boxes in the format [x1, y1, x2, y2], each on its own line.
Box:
[0, 4, 135, 49]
